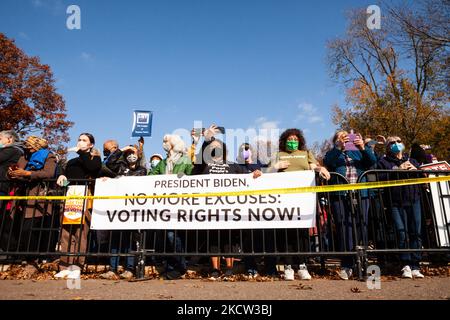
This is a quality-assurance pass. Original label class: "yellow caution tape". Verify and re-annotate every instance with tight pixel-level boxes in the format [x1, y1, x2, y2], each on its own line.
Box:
[0, 175, 449, 201]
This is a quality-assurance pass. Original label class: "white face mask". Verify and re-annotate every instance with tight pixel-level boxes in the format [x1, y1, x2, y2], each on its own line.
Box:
[77, 141, 90, 151]
[151, 159, 160, 168]
[127, 154, 138, 163]
[163, 142, 171, 152]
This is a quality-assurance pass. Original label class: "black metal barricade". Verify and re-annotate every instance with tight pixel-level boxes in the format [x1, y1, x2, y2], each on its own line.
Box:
[357, 170, 450, 273]
[0, 170, 448, 280]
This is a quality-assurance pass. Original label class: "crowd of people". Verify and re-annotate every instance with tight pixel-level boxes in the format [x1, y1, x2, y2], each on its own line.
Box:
[0, 125, 444, 281]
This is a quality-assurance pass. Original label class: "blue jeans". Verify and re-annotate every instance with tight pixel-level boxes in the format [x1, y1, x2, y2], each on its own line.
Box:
[110, 231, 135, 272]
[331, 197, 370, 268]
[110, 248, 134, 272]
[166, 231, 186, 272]
[391, 200, 422, 269]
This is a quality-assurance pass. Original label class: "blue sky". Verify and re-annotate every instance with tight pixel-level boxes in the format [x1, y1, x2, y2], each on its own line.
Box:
[0, 0, 380, 161]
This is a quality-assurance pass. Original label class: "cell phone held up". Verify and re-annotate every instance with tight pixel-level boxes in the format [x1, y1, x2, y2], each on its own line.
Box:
[344, 133, 358, 151]
[193, 128, 205, 136]
[194, 126, 226, 136]
[216, 126, 226, 134]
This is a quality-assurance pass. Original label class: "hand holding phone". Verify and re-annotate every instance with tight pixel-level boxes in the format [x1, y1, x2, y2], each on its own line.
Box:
[344, 133, 358, 151]
[193, 128, 205, 136]
[216, 126, 225, 134]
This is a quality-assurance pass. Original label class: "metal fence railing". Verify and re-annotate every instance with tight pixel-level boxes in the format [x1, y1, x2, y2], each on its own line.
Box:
[0, 170, 449, 280]
[356, 170, 450, 273]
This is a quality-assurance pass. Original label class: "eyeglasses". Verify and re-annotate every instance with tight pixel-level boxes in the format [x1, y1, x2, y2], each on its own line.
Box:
[389, 139, 402, 144]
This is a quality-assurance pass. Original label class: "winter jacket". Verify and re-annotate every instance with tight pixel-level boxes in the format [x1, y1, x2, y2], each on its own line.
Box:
[149, 156, 193, 176]
[376, 155, 423, 206]
[64, 150, 102, 182]
[0, 143, 24, 194]
[324, 145, 377, 197]
[15, 153, 57, 218]
[100, 149, 127, 178]
[118, 164, 147, 176]
[192, 162, 247, 175]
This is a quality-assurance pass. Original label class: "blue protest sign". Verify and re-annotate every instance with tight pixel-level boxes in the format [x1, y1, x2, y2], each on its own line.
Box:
[131, 110, 152, 137]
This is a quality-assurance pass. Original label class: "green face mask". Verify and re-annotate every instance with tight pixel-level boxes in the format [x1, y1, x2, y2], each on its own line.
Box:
[286, 140, 299, 151]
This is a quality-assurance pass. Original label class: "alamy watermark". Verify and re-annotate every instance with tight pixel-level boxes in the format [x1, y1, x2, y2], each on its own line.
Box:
[367, 5, 381, 30]
[366, 265, 381, 290]
[66, 5, 81, 30]
[66, 265, 81, 290]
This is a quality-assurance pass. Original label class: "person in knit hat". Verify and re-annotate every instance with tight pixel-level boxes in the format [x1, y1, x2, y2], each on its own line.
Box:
[8, 135, 57, 261]
[149, 134, 193, 279]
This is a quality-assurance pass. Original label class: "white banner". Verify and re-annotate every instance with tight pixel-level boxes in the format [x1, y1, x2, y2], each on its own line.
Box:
[91, 171, 316, 230]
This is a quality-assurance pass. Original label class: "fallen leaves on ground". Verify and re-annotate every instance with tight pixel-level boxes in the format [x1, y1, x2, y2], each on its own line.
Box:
[181, 270, 202, 279]
[380, 275, 399, 282]
[0, 263, 449, 282]
[156, 294, 173, 299]
[421, 266, 450, 277]
[289, 283, 313, 290]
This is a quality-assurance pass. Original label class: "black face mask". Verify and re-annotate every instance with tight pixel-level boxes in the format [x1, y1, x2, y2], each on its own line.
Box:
[103, 150, 111, 158]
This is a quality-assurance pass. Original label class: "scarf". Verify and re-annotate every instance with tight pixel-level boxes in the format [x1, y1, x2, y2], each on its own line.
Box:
[165, 151, 183, 174]
[25, 148, 50, 171]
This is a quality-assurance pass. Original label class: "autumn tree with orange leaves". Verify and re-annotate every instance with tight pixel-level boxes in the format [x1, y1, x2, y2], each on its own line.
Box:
[327, 1, 449, 160]
[0, 33, 73, 152]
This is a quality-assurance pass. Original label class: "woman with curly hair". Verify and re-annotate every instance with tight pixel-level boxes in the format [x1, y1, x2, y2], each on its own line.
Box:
[270, 128, 330, 177]
[267, 128, 330, 280]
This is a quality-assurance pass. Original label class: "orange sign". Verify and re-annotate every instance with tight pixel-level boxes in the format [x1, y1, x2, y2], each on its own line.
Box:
[63, 185, 87, 224]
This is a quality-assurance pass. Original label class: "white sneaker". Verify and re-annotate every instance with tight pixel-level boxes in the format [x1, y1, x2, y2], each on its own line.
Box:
[284, 265, 295, 281]
[411, 269, 424, 278]
[401, 265, 412, 278]
[298, 264, 312, 280]
[54, 269, 72, 279]
[338, 268, 353, 280]
[338, 269, 348, 280]
[67, 269, 81, 280]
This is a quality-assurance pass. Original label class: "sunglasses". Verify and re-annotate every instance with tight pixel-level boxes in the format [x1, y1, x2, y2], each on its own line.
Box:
[389, 139, 402, 144]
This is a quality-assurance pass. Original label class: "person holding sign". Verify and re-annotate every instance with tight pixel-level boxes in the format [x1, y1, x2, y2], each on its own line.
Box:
[268, 128, 330, 280]
[236, 142, 264, 278]
[149, 134, 193, 280]
[193, 133, 262, 279]
[55, 133, 102, 278]
[324, 130, 377, 280]
[99, 146, 147, 280]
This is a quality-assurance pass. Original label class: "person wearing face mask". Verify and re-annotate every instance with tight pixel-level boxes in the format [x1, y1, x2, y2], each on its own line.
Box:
[55, 133, 102, 278]
[119, 147, 148, 176]
[192, 137, 262, 279]
[148, 154, 163, 174]
[377, 136, 425, 279]
[97, 140, 127, 275]
[324, 130, 377, 280]
[7, 136, 57, 261]
[0, 130, 25, 253]
[99, 140, 127, 178]
[236, 143, 263, 172]
[267, 128, 330, 280]
[98, 146, 147, 280]
[236, 143, 264, 278]
[149, 135, 193, 280]
[0, 130, 24, 198]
